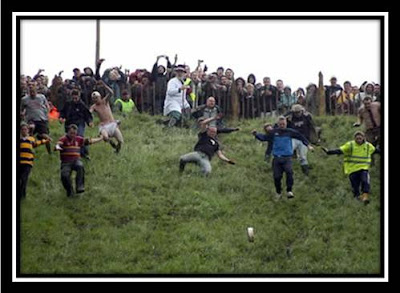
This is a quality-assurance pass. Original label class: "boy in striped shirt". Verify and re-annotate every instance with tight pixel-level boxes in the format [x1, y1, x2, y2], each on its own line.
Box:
[19, 122, 50, 199]
[54, 124, 103, 197]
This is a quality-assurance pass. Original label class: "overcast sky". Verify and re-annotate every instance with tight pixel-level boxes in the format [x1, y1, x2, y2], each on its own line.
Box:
[20, 18, 381, 90]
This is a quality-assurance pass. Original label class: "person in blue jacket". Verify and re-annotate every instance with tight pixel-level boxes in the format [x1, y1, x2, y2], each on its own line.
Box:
[252, 116, 314, 199]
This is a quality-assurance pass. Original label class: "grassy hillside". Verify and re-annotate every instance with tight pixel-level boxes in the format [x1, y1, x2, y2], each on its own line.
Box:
[20, 114, 382, 275]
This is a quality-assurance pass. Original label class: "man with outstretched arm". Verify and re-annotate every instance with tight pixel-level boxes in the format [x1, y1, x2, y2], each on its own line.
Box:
[54, 124, 103, 197]
[322, 131, 380, 204]
[179, 126, 235, 175]
[252, 116, 314, 199]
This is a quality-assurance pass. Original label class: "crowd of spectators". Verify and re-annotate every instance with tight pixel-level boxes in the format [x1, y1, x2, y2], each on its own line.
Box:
[19, 55, 382, 121]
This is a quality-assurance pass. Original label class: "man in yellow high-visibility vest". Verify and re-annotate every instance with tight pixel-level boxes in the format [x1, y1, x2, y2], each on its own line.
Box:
[322, 131, 380, 204]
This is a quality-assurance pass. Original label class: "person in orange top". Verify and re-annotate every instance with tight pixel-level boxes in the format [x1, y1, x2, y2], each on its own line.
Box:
[54, 124, 103, 197]
[19, 122, 50, 199]
[48, 101, 60, 120]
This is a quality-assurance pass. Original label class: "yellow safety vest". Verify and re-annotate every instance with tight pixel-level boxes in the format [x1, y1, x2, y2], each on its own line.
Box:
[184, 78, 196, 102]
[114, 98, 135, 113]
[340, 140, 375, 175]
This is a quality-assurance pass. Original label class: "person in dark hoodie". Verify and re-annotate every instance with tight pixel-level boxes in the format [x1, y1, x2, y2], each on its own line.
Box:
[285, 104, 319, 175]
[324, 76, 343, 115]
[151, 55, 172, 115]
[59, 89, 94, 159]
[247, 73, 256, 86]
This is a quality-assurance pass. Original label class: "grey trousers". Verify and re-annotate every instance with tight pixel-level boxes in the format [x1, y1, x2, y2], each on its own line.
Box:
[292, 138, 309, 165]
[180, 151, 212, 175]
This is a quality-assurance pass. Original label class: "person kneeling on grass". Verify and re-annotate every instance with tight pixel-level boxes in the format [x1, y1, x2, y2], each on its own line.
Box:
[322, 130, 380, 204]
[179, 126, 235, 175]
[54, 124, 103, 197]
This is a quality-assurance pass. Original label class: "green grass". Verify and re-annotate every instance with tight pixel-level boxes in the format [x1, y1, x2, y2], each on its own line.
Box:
[20, 114, 382, 275]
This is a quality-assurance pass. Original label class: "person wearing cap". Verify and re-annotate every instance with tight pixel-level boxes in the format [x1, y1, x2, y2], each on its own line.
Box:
[322, 131, 380, 204]
[19, 122, 51, 199]
[54, 124, 104, 197]
[285, 104, 319, 175]
[60, 89, 94, 159]
[179, 126, 235, 175]
[90, 80, 124, 153]
[252, 116, 314, 199]
[163, 64, 191, 127]
[324, 76, 343, 115]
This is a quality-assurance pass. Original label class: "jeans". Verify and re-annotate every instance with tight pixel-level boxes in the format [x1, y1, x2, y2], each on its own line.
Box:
[180, 151, 212, 175]
[292, 138, 308, 165]
[61, 160, 85, 196]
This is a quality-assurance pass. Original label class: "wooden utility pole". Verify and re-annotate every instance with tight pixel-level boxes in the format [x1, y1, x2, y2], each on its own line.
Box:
[95, 19, 100, 65]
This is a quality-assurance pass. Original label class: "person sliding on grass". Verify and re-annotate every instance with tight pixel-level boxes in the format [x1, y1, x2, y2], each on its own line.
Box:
[54, 124, 103, 197]
[322, 131, 380, 204]
[252, 116, 314, 199]
[179, 126, 235, 175]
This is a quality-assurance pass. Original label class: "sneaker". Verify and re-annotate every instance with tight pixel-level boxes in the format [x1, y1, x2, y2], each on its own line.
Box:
[76, 187, 85, 194]
[109, 140, 117, 149]
[360, 193, 370, 204]
[287, 191, 294, 199]
[179, 160, 185, 173]
[275, 193, 282, 200]
[115, 143, 121, 154]
[82, 154, 91, 161]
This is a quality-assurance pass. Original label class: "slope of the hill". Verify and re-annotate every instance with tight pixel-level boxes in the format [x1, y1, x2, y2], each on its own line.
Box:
[19, 114, 382, 275]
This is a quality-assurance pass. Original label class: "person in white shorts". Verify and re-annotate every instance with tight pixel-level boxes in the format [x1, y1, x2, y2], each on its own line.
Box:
[90, 80, 124, 153]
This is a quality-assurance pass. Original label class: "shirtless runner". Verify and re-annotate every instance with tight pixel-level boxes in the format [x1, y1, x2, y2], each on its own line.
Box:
[90, 80, 124, 153]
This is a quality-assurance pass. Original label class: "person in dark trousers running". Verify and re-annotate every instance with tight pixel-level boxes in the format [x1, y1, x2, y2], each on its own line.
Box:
[322, 131, 379, 204]
[252, 116, 314, 199]
[54, 124, 103, 197]
[19, 122, 50, 199]
[179, 126, 235, 175]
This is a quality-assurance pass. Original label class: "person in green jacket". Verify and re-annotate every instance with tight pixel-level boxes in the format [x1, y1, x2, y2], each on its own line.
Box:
[322, 131, 380, 204]
[114, 90, 136, 116]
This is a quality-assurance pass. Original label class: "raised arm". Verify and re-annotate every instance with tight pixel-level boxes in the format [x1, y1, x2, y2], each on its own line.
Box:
[98, 79, 114, 101]
[251, 130, 272, 142]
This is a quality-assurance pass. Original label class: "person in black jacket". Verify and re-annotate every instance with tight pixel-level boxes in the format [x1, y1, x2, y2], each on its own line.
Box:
[151, 55, 173, 115]
[285, 104, 319, 175]
[59, 89, 93, 159]
[179, 127, 235, 175]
